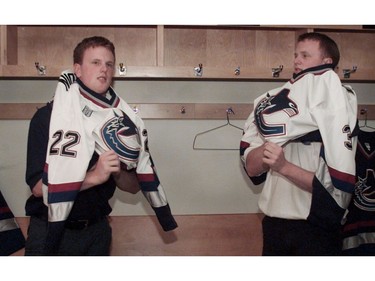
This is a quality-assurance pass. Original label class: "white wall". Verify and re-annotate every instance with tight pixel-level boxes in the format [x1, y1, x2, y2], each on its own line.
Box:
[1, 79, 375, 216]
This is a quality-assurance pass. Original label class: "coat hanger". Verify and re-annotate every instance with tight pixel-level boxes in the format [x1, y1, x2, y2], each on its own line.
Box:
[360, 108, 375, 132]
[193, 107, 243, 151]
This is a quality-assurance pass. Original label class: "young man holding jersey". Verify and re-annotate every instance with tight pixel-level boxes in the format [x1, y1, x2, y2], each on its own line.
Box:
[25, 36, 177, 255]
[240, 32, 358, 255]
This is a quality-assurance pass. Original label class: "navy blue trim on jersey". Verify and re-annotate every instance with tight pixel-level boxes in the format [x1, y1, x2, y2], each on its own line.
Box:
[308, 176, 346, 232]
[292, 64, 335, 81]
[58, 72, 76, 91]
[152, 204, 178, 232]
[249, 172, 267, 185]
[48, 189, 80, 204]
[0, 191, 25, 255]
[76, 78, 119, 108]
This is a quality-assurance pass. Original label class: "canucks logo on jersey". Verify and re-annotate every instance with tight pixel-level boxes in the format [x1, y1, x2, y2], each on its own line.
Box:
[255, 89, 299, 137]
[353, 170, 375, 212]
[101, 110, 141, 166]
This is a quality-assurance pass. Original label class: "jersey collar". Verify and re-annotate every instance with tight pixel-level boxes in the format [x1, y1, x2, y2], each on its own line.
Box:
[291, 64, 335, 82]
[76, 78, 120, 108]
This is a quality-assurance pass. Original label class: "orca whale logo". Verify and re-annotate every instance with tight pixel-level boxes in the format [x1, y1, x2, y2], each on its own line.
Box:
[353, 171, 375, 212]
[255, 89, 299, 137]
[101, 110, 141, 164]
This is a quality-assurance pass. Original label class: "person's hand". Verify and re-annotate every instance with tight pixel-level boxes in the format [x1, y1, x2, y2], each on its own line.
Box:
[89, 150, 120, 184]
[261, 141, 315, 193]
[262, 142, 287, 173]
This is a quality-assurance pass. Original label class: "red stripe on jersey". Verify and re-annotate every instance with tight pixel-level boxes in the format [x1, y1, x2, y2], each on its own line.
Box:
[48, 182, 83, 193]
[137, 173, 155, 182]
[328, 166, 356, 185]
[240, 140, 249, 149]
[343, 220, 375, 232]
[113, 97, 120, 107]
[80, 90, 107, 108]
[0, 206, 11, 213]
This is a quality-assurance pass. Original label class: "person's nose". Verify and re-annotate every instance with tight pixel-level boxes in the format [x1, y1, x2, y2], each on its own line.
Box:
[294, 55, 301, 66]
[101, 64, 107, 72]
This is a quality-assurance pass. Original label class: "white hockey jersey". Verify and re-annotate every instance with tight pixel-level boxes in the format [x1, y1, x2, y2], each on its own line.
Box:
[43, 71, 177, 253]
[240, 64, 358, 231]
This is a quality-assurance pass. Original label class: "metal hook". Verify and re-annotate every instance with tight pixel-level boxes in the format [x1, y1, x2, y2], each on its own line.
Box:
[360, 108, 368, 126]
[226, 107, 235, 115]
[194, 63, 203, 77]
[343, 66, 357, 79]
[226, 107, 235, 123]
[118, 63, 126, 76]
[360, 108, 368, 115]
[132, 105, 139, 114]
[180, 106, 186, 114]
[359, 107, 375, 129]
[272, 65, 283, 78]
[235, 66, 241, 76]
[35, 62, 46, 75]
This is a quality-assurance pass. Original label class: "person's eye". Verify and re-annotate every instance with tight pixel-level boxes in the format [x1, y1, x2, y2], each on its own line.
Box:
[106, 63, 114, 69]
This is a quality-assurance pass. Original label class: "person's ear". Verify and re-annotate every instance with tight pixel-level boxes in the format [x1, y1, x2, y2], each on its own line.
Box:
[73, 63, 81, 77]
[323, 57, 333, 64]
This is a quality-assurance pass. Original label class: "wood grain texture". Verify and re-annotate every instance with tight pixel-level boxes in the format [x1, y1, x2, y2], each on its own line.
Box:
[11, 214, 264, 256]
[0, 103, 373, 120]
[1, 25, 375, 80]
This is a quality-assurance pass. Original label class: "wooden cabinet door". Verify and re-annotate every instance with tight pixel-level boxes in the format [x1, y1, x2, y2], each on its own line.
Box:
[1, 25, 158, 77]
[163, 26, 296, 79]
[1, 25, 375, 81]
[318, 29, 375, 81]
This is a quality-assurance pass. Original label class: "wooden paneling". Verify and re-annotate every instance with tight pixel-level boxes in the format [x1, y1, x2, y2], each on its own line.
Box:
[114, 26, 157, 67]
[11, 214, 264, 256]
[194, 103, 252, 119]
[0, 103, 251, 120]
[0, 26, 17, 65]
[2, 25, 375, 80]
[164, 27, 207, 67]
[318, 30, 375, 80]
[358, 104, 375, 120]
[163, 27, 295, 70]
[0, 102, 373, 120]
[132, 103, 195, 119]
[11, 26, 157, 73]
[0, 103, 45, 120]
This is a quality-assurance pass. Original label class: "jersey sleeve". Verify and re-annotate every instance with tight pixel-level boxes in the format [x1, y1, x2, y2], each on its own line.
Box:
[25, 104, 51, 190]
[240, 105, 267, 185]
[307, 73, 358, 230]
[129, 111, 178, 231]
[0, 191, 25, 255]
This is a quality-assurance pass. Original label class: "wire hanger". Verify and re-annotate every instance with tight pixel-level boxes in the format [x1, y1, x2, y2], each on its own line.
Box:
[360, 108, 375, 132]
[193, 107, 243, 151]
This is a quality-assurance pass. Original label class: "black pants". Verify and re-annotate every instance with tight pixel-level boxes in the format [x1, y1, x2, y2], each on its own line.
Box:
[25, 216, 112, 256]
[262, 216, 342, 256]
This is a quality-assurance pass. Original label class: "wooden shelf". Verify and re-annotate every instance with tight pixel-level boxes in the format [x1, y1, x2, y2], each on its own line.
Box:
[0, 102, 373, 120]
